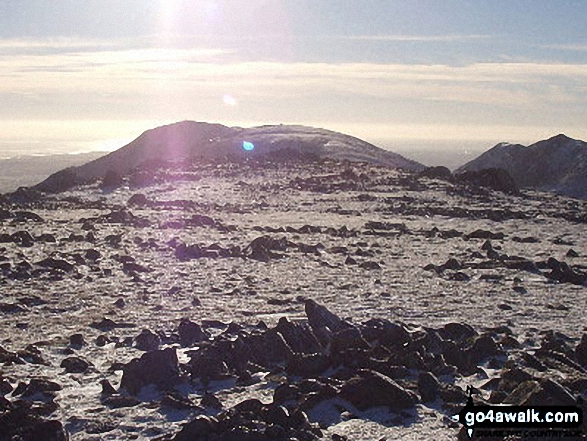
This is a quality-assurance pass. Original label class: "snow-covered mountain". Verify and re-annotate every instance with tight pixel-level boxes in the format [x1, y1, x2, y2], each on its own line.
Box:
[456, 134, 587, 199]
[35, 121, 424, 192]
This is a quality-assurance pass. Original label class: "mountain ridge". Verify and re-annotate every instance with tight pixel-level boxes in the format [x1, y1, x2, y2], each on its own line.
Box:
[34, 121, 425, 193]
[457, 133, 587, 199]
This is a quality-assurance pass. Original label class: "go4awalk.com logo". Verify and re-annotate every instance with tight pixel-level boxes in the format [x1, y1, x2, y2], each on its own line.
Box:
[453, 386, 583, 438]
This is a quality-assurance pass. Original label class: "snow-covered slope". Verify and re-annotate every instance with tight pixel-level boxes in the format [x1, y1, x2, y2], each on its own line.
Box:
[456, 134, 587, 199]
[35, 121, 424, 192]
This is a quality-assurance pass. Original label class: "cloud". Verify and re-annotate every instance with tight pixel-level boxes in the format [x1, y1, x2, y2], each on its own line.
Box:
[539, 43, 587, 52]
[325, 34, 493, 42]
[1, 37, 586, 138]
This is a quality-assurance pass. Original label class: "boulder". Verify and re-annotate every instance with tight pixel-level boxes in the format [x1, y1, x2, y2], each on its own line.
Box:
[120, 348, 182, 395]
[133, 329, 161, 351]
[339, 369, 418, 412]
[178, 319, 208, 347]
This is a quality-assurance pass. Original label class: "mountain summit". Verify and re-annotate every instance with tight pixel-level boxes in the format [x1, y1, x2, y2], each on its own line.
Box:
[457, 134, 587, 199]
[35, 121, 424, 192]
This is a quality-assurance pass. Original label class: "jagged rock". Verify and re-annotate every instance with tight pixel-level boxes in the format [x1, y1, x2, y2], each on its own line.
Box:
[189, 346, 232, 382]
[36, 258, 74, 272]
[275, 317, 322, 354]
[328, 327, 370, 355]
[545, 258, 587, 285]
[201, 392, 223, 410]
[233, 329, 293, 367]
[339, 369, 418, 412]
[305, 299, 351, 336]
[0, 405, 69, 441]
[133, 329, 161, 351]
[286, 353, 330, 377]
[244, 235, 292, 261]
[173, 415, 219, 441]
[120, 348, 183, 395]
[100, 379, 117, 396]
[418, 371, 440, 403]
[575, 334, 587, 367]
[503, 378, 576, 406]
[468, 334, 503, 364]
[359, 261, 381, 270]
[15, 378, 62, 400]
[360, 318, 411, 348]
[178, 318, 208, 347]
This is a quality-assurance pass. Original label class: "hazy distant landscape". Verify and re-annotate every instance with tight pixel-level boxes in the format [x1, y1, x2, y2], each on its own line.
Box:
[0, 152, 105, 193]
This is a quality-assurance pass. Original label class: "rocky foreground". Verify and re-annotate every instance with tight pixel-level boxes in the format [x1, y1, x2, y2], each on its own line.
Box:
[0, 158, 586, 440]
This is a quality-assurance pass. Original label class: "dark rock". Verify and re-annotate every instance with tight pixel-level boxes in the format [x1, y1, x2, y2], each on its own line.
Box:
[418, 166, 452, 181]
[440, 322, 478, 343]
[305, 299, 351, 336]
[128, 193, 150, 206]
[36, 257, 74, 272]
[466, 229, 505, 240]
[339, 369, 418, 412]
[134, 329, 161, 351]
[90, 317, 136, 331]
[503, 378, 576, 406]
[173, 415, 218, 441]
[328, 327, 370, 355]
[102, 394, 141, 408]
[100, 379, 117, 396]
[418, 371, 440, 403]
[359, 261, 381, 270]
[61, 356, 90, 373]
[286, 353, 330, 377]
[11, 230, 35, 247]
[178, 318, 208, 347]
[0, 302, 26, 314]
[14, 211, 44, 223]
[16, 378, 62, 399]
[69, 333, 85, 348]
[566, 248, 579, 258]
[468, 334, 503, 364]
[441, 258, 462, 271]
[120, 348, 183, 395]
[575, 334, 587, 368]
[545, 258, 587, 285]
[456, 168, 518, 194]
[95, 335, 110, 347]
[243, 235, 292, 261]
[275, 317, 322, 354]
[201, 392, 223, 410]
[161, 392, 200, 410]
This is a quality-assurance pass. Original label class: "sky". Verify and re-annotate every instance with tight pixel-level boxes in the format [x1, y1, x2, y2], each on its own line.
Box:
[1, 0, 587, 159]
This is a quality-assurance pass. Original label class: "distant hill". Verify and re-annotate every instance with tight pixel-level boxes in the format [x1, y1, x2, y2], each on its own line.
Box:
[456, 134, 587, 199]
[0, 152, 105, 194]
[34, 121, 425, 192]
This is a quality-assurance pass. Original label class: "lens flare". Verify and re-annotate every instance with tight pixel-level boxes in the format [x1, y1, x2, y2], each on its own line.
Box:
[243, 141, 255, 151]
[222, 94, 237, 106]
